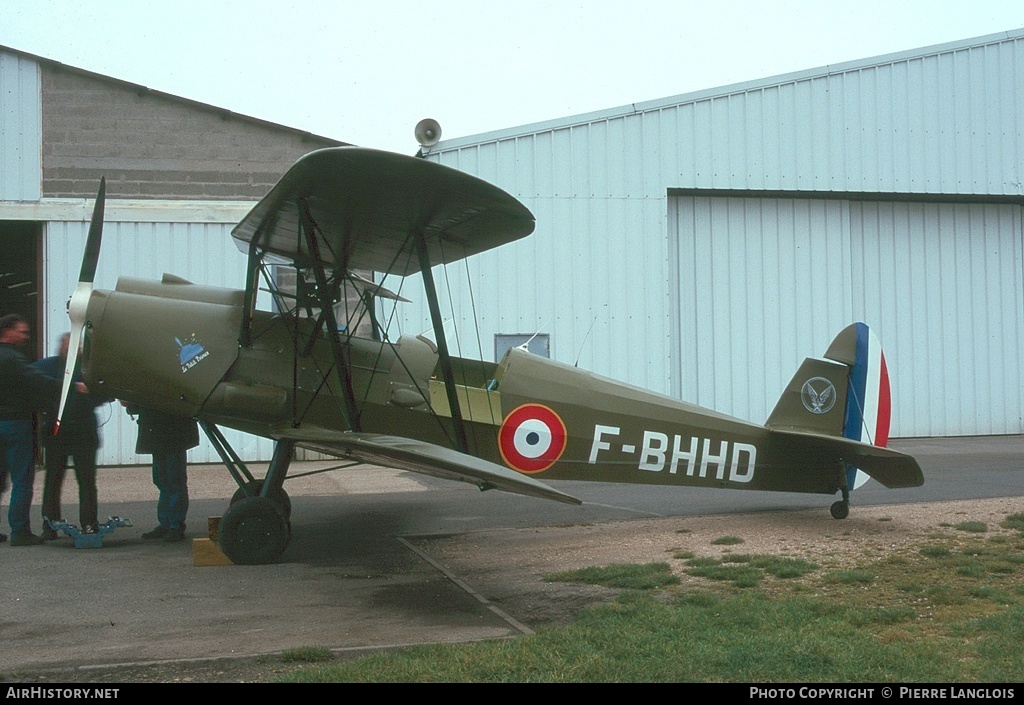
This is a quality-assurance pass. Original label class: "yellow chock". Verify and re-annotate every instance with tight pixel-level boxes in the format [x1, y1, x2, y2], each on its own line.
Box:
[192, 516, 234, 566]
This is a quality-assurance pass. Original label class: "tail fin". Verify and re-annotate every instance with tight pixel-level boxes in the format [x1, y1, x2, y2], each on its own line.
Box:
[767, 323, 893, 490]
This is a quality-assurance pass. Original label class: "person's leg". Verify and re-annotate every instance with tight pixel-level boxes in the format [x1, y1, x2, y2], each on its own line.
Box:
[0, 423, 12, 542]
[161, 450, 189, 540]
[41, 450, 68, 538]
[72, 448, 99, 529]
[1, 420, 40, 544]
[42, 450, 67, 520]
[142, 456, 169, 538]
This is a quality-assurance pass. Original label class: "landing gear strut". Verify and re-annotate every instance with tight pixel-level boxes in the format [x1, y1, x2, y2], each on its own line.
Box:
[200, 423, 296, 565]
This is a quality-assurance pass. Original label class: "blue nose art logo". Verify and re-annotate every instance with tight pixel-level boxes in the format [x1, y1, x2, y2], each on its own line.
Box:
[176, 334, 210, 372]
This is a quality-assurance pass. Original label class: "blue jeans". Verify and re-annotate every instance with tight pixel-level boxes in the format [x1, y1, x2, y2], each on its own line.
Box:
[153, 450, 189, 530]
[0, 419, 35, 535]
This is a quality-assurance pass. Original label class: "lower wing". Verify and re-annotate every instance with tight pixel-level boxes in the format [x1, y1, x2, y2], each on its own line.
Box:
[272, 427, 581, 505]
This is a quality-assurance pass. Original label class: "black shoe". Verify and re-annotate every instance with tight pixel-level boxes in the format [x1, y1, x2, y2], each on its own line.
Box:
[41, 528, 59, 541]
[0, 533, 6, 543]
[10, 533, 44, 547]
[163, 528, 186, 543]
[142, 525, 169, 540]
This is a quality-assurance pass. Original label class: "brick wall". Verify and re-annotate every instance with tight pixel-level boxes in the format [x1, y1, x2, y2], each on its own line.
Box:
[41, 65, 343, 200]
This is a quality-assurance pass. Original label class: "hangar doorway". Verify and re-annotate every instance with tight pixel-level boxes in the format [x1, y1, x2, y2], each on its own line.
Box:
[670, 195, 1024, 437]
[0, 221, 42, 358]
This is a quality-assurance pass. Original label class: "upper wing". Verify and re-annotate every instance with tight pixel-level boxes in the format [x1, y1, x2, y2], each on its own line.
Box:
[771, 429, 924, 489]
[232, 147, 535, 275]
[272, 426, 581, 505]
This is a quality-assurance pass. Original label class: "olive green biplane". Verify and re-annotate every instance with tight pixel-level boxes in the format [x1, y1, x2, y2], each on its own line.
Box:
[56, 143, 923, 564]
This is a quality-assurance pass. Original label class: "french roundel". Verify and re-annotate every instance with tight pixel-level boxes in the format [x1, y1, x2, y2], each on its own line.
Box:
[498, 404, 567, 474]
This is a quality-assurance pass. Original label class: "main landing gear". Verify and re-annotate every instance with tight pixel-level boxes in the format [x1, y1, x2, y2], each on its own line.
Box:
[201, 422, 294, 565]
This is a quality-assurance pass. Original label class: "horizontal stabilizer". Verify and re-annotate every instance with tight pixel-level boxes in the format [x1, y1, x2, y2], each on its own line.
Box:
[772, 429, 924, 489]
[272, 427, 581, 505]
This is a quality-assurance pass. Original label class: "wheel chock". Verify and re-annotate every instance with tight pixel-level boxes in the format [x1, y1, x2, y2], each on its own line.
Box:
[46, 516, 133, 549]
[192, 517, 233, 566]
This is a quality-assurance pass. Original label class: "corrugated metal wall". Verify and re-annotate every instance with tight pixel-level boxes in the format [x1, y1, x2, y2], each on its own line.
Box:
[673, 196, 1024, 436]
[407, 30, 1024, 437]
[0, 50, 42, 200]
[43, 218, 275, 465]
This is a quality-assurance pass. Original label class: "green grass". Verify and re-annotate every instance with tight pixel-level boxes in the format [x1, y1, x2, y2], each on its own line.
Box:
[711, 535, 744, 545]
[276, 511, 1024, 683]
[955, 521, 989, 533]
[1002, 514, 1024, 536]
[544, 562, 680, 590]
[280, 645, 334, 663]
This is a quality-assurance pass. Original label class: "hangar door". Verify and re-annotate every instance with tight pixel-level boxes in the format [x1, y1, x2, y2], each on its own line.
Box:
[671, 195, 1024, 437]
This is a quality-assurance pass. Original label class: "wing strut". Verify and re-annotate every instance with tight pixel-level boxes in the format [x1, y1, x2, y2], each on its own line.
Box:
[300, 201, 362, 432]
[415, 231, 469, 454]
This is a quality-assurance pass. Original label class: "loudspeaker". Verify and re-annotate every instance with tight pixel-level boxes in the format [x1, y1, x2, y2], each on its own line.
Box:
[414, 118, 442, 147]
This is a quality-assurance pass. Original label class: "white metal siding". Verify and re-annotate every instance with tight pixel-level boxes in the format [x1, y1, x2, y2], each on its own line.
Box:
[42, 219, 275, 465]
[411, 30, 1024, 438]
[672, 195, 1024, 437]
[437, 31, 1024, 198]
[0, 50, 41, 200]
[850, 201, 1024, 436]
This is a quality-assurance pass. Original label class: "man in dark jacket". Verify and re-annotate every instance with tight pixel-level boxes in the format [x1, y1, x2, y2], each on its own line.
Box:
[126, 405, 199, 542]
[0, 314, 80, 546]
[34, 332, 108, 538]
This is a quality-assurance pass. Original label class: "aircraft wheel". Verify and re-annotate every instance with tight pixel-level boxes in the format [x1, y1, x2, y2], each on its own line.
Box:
[230, 480, 291, 518]
[830, 500, 850, 520]
[219, 496, 290, 565]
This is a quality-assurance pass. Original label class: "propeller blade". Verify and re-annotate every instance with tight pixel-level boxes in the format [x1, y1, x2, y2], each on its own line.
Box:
[79, 177, 105, 283]
[55, 178, 105, 434]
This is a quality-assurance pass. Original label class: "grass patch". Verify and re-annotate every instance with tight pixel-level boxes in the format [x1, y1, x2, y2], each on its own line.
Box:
[955, 521, 988, 533]
[750, 556, 819, 579]
[824, 570, 875, 585]
[686, 563, 763, 587]
[1002, 513, 1024, 530]
[280, 645, 333, 663]
[711, 536, 744, 545]
[544, 562, 680, 590]
[277, 590, 960, 682]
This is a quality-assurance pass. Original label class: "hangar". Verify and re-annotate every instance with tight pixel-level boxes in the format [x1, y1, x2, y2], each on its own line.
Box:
[0, 45, 342, 464]
[410, 29, 1024, 439]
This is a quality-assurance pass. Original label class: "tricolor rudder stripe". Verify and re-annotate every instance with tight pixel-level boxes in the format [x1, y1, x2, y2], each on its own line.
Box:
[843, 322, 893, 489]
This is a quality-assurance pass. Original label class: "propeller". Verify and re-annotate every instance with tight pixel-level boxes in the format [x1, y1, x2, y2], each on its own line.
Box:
[54, 177, 105, 434]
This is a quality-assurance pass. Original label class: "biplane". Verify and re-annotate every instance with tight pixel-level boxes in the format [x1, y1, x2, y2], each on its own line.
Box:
[56, 142, 924, 564]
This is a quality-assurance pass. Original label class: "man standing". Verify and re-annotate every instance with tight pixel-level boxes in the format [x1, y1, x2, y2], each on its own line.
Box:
[126, 405, 199, 542]
[0, 315, 66, 546]
[34, 332, 107, 538]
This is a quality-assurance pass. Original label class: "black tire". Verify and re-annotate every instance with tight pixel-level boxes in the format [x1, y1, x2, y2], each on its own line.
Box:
[830, 500, 850, 520]
[219, 496, 290, 565]
[230, 480, 291, 518]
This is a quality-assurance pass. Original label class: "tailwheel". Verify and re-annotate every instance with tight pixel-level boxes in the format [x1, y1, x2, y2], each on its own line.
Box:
[230, 480, 292, 519]
[219, 496, 290, 565]
[830, 500, 850, 520]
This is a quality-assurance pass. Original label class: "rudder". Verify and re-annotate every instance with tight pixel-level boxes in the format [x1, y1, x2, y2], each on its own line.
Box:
[767, 322, 894, 491]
